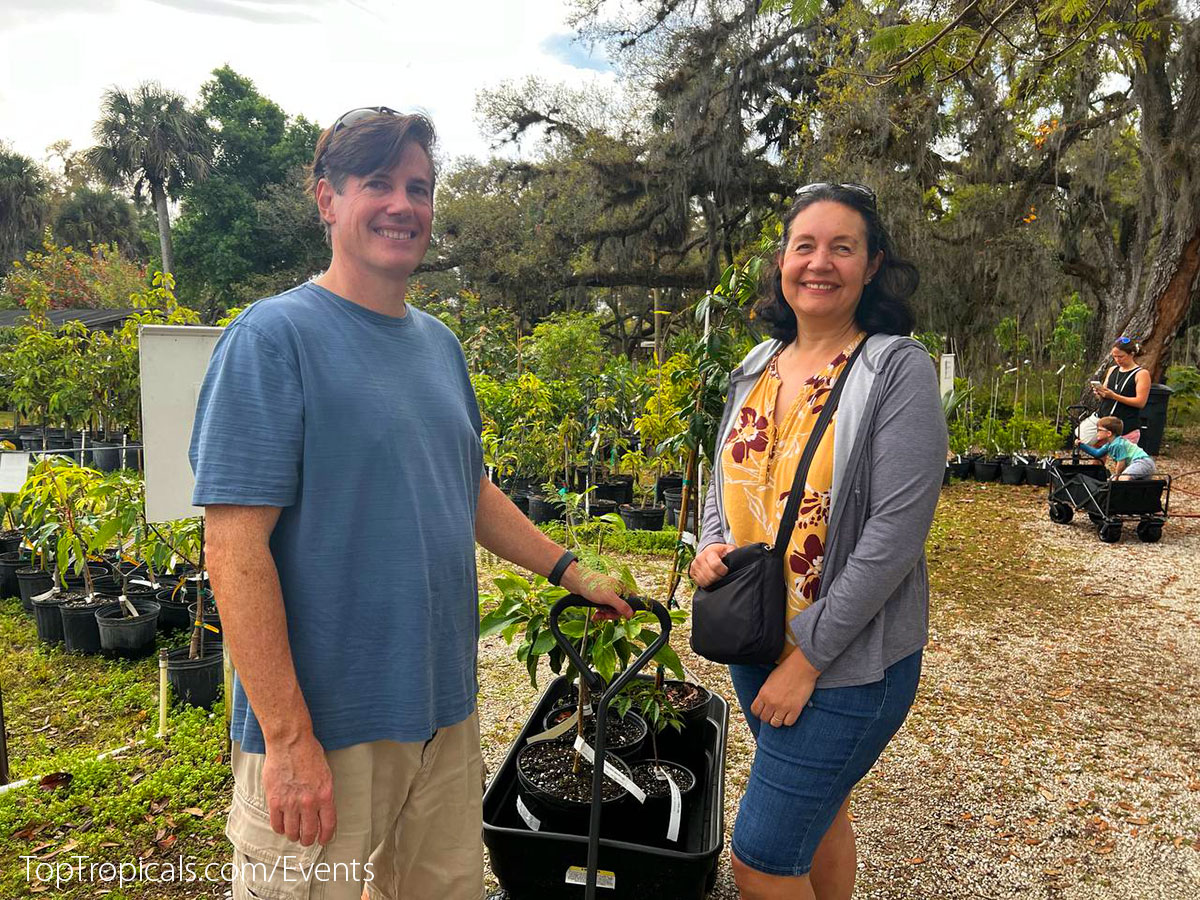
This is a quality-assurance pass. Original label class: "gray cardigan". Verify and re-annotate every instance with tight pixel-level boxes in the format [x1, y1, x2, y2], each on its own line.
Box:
[698, 334, 947, 687]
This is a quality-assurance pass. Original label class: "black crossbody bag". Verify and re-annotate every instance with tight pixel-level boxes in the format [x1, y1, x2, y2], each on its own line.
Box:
[690, 340, 866, 665]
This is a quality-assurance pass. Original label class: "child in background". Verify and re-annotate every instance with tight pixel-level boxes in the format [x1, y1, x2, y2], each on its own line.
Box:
[1075, 416, 1156, 480]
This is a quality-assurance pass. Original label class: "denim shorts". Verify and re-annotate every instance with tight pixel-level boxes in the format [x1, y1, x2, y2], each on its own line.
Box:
[728, 649, 922, 877]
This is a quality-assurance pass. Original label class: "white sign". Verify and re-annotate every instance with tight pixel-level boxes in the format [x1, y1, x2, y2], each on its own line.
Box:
[939, 353, 956, 399]
[0, 452, 30, 492]
[139, 325, 224, 523]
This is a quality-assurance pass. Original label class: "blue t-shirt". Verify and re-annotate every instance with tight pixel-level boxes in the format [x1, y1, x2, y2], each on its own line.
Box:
[189, 282, 484, 752]
[1079, 435, 1149, 465]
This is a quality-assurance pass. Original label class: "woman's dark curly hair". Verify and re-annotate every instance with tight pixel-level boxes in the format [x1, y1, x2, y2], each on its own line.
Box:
[757, 184, 919, 341]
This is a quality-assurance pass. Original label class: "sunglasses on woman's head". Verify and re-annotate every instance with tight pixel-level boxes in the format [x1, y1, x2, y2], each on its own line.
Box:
[1115, 337, 1134, 346]
[332, 105, 400, 132]
[796, 182, 877, 208]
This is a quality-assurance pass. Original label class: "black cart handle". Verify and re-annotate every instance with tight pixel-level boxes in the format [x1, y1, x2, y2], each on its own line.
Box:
[548, 594, 672, 700]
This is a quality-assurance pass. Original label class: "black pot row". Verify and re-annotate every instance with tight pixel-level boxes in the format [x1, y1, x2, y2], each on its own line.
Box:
[945, 455, 1053, 487]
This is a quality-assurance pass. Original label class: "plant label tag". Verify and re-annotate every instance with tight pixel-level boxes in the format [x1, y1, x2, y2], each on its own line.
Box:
[130, 579, 156, 588]
[515, 795, 540, 831]
[658, 767, 682, 842]
[564, 866, 615, 889]
[679, 530, 697, 548]
[0, 452, 30, 492]
[31, 587, 56, 604]
[572, 736, 646, 803]
[525, 709, 579, 745]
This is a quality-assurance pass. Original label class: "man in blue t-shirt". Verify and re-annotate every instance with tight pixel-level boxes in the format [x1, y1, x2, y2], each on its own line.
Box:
[190, 109, 631, 900]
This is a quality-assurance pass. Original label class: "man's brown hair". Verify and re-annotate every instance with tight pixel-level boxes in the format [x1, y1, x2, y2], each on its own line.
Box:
[308, 112, 437, 240]
[1097, 416, 1124, 436]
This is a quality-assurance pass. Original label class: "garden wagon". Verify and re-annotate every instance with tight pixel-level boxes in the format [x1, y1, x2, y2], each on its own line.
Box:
[1046, 458, 1170, 543]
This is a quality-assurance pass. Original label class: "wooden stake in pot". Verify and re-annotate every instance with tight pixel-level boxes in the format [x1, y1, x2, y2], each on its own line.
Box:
[0, 684, 9, 785]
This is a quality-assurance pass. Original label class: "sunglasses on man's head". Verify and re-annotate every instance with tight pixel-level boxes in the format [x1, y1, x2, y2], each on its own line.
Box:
[332, 105, 400, 132]
[796, 182, 877, 208]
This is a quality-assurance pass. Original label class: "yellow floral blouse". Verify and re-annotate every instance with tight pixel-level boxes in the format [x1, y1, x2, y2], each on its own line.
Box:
[720, 334, 865, 659]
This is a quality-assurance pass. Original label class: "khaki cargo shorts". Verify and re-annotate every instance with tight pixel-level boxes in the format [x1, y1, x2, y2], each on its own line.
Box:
[226, 711, 484, 900]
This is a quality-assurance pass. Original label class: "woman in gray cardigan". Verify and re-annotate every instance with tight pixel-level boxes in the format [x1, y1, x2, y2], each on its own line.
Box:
[689, 184, 946, 899]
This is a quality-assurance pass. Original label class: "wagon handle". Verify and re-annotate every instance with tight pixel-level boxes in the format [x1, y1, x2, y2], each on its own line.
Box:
[548, 594, 673, 900]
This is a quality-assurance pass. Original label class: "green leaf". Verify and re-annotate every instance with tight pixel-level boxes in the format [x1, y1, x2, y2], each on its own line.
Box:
[530, 628, 557, 655]
[479, 609, 519, 640]
[652, 645, 685, 680]
[593, 642, 617, 682]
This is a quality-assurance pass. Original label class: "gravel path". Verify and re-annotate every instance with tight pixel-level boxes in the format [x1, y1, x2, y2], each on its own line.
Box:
[477, 439, 1200, 898]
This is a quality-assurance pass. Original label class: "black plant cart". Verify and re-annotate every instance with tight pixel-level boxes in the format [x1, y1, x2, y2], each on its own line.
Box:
[483, 595, 728, 899]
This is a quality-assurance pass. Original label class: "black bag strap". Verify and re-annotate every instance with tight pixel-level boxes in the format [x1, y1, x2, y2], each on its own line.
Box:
[771, 338, 867, 559]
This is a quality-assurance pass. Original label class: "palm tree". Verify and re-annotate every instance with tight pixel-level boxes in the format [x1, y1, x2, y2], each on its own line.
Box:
[85, 82, 210, 275]
[0, 147, 50, 267]
[54, 186, 146, 257]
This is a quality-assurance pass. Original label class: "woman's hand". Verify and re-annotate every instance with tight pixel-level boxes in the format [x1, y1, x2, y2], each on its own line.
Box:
[750, 650, 821, 728]
[689, 542, 735, 587]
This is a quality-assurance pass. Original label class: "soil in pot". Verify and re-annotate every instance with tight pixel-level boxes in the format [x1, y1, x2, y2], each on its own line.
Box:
[63, 562, 117, 595]
[18, 567, 54, 613]
[60, 593, 106, 654]
[618, 504, 666, 532]
[627, 760, 698, 847]
[515, 740, 632, 837]
[543, 705, 647, 759]
[32, 589, 65, 644]
[95, 598, 161, 658]
[166, 646, 224, 709]
[1, 550, 32, 604]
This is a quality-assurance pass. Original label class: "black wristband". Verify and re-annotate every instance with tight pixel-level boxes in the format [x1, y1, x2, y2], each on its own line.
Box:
[548, 550, 577, 587]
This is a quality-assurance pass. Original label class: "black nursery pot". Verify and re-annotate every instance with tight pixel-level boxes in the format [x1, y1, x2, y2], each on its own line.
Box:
[95, 599, 161, 658]
[19, 567, 55, 615]
[187, 601, 222, 638]
[155, 587, 196, 632]
[32, 590, 65, 644]
[63, 562, 116, 595]
[998, 458, 1026, 485]
[626, 760, 698, 849]
[507, 491, 530, 516]
[972, 458, 1001, 482]
[594, 478, 634, 505]
[619, 504, 666, 532]
[527, 494, 564, 525]
[1025, 459, 1051, 486]
[60, 594, 106, 654]
[541, 705, 648, 760]
[514, 740, 634, 839]
[587, 498, 618, 519]
[947, 456, 973, 479]
[654, 474, 684, 505]
[0, 529, 23, 556]
[662, 490, 696, 531]
[1, 550, 32, 605]
[166, 645, 224, 709]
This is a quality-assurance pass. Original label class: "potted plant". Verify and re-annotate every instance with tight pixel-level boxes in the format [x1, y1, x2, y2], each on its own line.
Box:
[618, 479, 666, 532]
[614, 673, 698, 848]
[994, 419, 1026, 485]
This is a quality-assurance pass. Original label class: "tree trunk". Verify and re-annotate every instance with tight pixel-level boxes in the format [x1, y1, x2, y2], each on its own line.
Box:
[151, 181, 174, 275]
[1094, 13, 1199, 382]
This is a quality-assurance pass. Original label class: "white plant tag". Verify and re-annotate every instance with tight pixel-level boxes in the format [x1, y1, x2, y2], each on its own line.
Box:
[525, 708, 579, 744]
[655, 766, 682, 842]
[31, 587, 56, 604]
[679, 530, 698, 548]
[120, 594, 140, 617]
[515, 795, 540, 831]
[565, 866, 615, 889]
[129, 578, 157, 588]
[572, 736, 645, 803]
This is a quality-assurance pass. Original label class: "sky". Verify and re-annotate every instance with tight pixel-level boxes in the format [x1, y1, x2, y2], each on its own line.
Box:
[0, 0, 617, 172]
